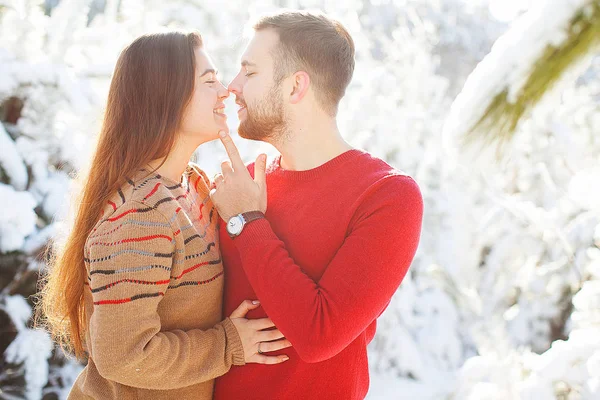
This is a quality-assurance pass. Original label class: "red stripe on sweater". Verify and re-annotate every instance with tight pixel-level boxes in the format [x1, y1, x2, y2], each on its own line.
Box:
[195, 175, 202, 193]
[107, 208, 138, 222]
[143, 182, 162, 201]
[94, 292, 165, 305]
[172, 260, 214, 279]
[95, 298, 133, 305]
[88, 234, 172, 248]
[169, 271, 224, 288]
[108, 200, 117, 211]
[121, 234, 172, 244]
[97, 278, 171, 290]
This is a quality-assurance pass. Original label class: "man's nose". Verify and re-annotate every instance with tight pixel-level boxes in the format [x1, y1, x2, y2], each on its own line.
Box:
[228, 76, 242, 96]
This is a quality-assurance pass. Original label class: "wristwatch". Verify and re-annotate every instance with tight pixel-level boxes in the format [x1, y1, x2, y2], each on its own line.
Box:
[226, 211, 265, 239]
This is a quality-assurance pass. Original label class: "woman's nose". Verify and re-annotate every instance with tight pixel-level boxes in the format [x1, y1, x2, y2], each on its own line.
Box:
[218, 81, 229, 100]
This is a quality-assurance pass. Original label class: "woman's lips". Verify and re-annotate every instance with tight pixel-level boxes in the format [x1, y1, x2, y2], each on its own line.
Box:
[214, 107, 226, 118]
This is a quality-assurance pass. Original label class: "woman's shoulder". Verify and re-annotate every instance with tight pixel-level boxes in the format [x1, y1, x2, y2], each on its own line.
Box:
[91, 174, 177, 233]
[90, 164, 212, 236]
[92, 197, 173, 233]
[85, 196, 175, 258]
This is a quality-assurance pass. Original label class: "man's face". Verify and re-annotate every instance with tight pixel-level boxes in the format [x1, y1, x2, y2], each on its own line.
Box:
[228, 29, 287, 142]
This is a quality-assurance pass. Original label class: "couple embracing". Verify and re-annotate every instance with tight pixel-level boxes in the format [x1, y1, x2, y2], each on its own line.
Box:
[40, 10, 423, 400]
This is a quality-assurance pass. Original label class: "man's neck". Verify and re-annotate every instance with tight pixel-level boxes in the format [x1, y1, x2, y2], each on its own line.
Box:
[274, 118, 353, 171]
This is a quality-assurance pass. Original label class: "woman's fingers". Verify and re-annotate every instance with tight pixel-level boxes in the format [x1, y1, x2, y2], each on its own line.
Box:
[257, 328, 286, 342]
[229, 300, 260, 319]
[258, 339, 292, 353]
[247, 317, 275, 331]
[253, 354, 290, 365]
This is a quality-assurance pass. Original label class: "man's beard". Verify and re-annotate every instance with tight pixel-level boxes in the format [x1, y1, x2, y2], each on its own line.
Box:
[238, 83, 287, 142]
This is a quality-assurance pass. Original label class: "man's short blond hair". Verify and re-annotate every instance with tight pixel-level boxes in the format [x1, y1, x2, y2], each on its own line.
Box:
[253, 11, 355, 116]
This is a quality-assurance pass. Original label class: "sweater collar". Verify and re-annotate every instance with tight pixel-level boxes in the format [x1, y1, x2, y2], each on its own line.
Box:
[269, 149, 366, 181]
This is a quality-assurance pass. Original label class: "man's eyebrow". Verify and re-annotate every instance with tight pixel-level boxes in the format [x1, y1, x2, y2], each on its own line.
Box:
[200, 68, 218, 77]
[241, 60, 256, 67]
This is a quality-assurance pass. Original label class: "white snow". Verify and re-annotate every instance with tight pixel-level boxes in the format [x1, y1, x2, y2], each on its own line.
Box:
[568, 167, 600, 213]
[2, 294, 33, 331]
[0, 183, 37, 253]
[4, 329, 54, 400]
[1, 0, 600, 399]
[0, 123, 28, 190]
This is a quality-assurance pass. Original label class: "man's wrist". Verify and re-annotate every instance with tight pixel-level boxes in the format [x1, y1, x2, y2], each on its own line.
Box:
[226, 211, 265, 238]
[223, 206, 264, 223]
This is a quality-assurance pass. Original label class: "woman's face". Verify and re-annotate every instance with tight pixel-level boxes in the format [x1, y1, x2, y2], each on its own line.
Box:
[179, 47, 229, 143]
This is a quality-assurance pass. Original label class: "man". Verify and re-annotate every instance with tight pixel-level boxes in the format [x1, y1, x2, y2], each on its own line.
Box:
[210, 10, 423, 399]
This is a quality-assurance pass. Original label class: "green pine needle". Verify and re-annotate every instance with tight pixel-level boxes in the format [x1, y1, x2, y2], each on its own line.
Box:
[463, 1, 600, 150]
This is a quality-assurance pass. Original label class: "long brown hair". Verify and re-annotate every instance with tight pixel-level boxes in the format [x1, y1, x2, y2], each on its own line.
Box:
[36, 31, 203, 359]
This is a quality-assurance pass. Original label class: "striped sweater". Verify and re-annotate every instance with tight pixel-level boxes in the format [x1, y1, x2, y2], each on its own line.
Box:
[68, 163, 244, 400]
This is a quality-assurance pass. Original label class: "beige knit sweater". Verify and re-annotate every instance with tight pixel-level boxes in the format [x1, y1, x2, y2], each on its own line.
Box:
[68, 164, 244, 400]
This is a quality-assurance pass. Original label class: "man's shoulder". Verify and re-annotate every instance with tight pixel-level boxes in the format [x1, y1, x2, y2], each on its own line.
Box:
[243, 157, 275, 178]
[347, 151, 421, 208]
[350, 150, 413, 185]
[243, 150, 416, 189]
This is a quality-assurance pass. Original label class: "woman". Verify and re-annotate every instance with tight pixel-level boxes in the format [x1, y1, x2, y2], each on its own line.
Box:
[38, 31, 290, 399]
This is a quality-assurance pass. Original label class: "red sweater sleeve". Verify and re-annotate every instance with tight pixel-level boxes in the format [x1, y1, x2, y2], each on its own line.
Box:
[232, 175, 423, 363]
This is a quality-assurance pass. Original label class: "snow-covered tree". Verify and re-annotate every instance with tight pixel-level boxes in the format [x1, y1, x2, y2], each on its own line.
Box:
[444, 0, 600, 147]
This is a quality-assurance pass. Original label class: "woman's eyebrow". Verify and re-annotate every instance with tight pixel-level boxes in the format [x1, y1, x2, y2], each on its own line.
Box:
[200, 68, 218, 77]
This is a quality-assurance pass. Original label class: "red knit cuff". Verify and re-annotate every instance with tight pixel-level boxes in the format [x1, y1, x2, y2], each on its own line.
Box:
[233, 218, 277, 251]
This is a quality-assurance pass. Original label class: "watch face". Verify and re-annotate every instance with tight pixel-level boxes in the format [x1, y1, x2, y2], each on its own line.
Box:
[227, 216, 244, 236]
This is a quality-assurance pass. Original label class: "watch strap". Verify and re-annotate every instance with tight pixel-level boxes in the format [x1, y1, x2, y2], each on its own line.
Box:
[227, 211, 265, 239]
[241, 211, 265, 225]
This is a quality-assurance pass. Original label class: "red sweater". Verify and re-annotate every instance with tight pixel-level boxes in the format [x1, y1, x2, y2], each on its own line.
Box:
[213, 149, 423, 400]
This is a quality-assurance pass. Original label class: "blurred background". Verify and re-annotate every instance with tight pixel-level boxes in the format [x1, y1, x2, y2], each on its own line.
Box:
[1, 0, 599, 399]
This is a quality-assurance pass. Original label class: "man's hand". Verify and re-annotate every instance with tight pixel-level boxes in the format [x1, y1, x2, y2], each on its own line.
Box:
[210, 131, 267, 222]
